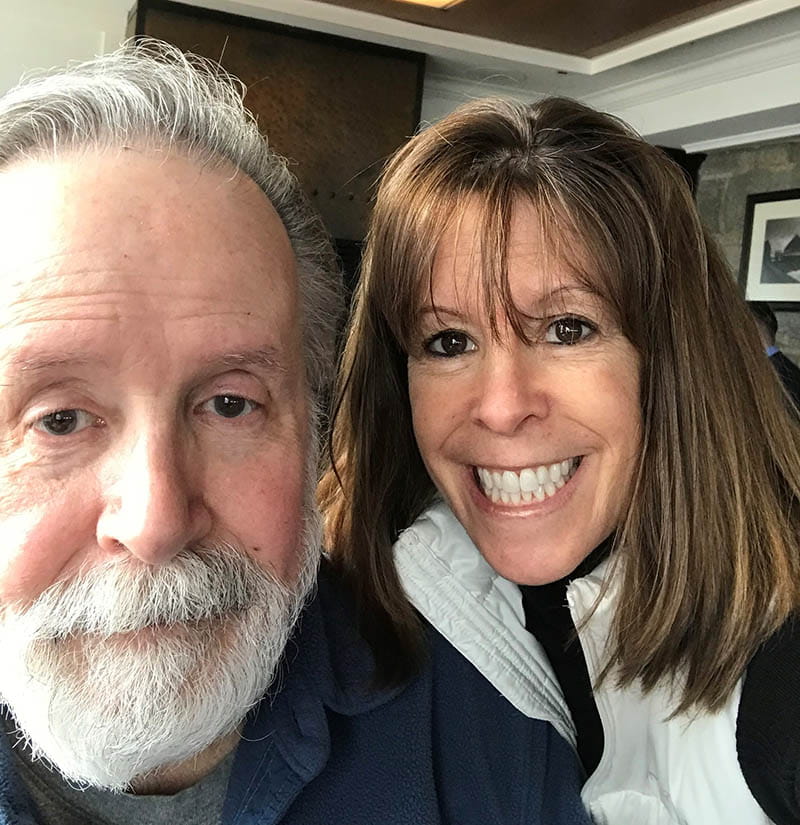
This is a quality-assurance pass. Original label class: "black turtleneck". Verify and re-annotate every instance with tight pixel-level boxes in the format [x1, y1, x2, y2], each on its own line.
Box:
[518, 541, 611, 777]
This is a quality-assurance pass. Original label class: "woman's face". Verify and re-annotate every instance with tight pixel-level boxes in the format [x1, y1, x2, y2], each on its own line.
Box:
[407, 200, 642, 584]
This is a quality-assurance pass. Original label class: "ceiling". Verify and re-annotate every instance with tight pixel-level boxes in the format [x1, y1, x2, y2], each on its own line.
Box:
[184, 0, 800, 149]
[315, 0, 748, 58]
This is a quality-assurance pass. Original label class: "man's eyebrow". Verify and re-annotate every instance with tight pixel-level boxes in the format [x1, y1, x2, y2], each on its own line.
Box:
[213, 348, 288, 375]
[4, 354, 96, 374]
[1, 349, 288, 376]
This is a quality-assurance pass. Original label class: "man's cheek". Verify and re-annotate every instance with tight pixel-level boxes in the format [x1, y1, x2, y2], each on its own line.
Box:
[231, 472, 307, 580]
[0, 499, 88, 606]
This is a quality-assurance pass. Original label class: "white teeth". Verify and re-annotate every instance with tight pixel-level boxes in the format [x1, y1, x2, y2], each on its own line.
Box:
[519, 468, 537, 492]
[475, 457, 579, 506]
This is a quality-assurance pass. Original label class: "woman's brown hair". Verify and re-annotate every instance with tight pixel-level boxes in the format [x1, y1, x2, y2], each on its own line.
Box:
[320, 96, 800, 712]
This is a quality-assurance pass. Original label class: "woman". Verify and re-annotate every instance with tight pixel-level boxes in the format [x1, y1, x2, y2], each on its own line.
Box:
[321, 96, 800, 824]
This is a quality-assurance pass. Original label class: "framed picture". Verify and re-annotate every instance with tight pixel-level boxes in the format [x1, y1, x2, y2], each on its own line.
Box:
[739, 188, 800, 309]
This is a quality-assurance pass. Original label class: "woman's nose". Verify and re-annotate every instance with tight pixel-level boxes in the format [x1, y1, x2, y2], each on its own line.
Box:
[471, 347, 550, 435]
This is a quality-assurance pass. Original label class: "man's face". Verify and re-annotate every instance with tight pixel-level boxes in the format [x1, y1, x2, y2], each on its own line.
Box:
[0, 149, 318, 789]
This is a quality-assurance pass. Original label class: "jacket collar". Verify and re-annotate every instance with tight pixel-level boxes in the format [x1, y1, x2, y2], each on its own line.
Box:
[273, 560, 406, 718]
[222, 561, 408, 822]
[394, 501, 580, 747]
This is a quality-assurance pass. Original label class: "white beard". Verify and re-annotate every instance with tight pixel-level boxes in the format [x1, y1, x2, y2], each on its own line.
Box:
[0, 510, 320, 792]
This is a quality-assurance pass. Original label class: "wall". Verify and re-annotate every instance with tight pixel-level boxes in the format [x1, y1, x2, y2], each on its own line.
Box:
[0, 0, 131, 95]
[696, 138, 800, 360]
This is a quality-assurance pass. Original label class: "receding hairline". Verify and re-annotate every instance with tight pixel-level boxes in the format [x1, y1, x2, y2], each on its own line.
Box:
[4, 137, 296, 251]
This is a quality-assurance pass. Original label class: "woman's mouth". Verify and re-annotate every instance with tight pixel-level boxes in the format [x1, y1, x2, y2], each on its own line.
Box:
[473, 457, 582, 505]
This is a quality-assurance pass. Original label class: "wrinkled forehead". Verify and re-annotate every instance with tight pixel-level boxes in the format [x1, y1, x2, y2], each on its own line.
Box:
[0, 148, 303, 376]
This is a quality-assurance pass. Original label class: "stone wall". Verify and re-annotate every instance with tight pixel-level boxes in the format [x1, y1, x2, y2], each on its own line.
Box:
[696, 138, 800, 361]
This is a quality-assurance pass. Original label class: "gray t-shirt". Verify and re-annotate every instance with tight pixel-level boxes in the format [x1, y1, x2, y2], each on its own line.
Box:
[3, 721, 235, 825]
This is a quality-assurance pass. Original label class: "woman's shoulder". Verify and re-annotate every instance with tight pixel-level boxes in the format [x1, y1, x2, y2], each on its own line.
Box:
[738, 615, 800, 825]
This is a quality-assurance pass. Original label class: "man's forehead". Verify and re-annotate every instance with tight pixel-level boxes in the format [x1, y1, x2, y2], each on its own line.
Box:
[0, 149, 299, 329]
[0, 147, 293, 255]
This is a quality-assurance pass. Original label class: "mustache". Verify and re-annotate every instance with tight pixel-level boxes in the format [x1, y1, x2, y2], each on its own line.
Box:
[12, 541, 292, 640]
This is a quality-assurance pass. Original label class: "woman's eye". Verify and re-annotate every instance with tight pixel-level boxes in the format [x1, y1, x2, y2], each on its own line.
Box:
[202, 395, 259, 419]
[33, 409, 97, 436]
[545, 316, 595, 345]
[425, 330, 477, 357]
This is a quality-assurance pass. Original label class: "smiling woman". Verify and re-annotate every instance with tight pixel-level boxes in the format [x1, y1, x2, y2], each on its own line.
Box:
[321, 96, 800, 824]
[406, 198, 641, 586]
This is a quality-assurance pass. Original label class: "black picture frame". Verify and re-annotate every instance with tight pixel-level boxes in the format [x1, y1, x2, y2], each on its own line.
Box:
[739, 188, 800, 310]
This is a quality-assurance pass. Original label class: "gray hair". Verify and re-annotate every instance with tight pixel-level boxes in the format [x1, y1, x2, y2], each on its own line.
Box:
[0, 38, 343, 410]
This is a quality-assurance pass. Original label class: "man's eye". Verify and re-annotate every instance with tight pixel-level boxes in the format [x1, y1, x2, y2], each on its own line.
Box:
[545, 316, 595, 345]
[33, 409, 96, 436]
[425, 330, 477, 357]
[203, 395, 259, 419]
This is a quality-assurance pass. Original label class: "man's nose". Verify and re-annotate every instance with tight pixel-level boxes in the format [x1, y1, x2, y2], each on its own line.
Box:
[471, 347, 550, 435]
[96, 434, 212, 566]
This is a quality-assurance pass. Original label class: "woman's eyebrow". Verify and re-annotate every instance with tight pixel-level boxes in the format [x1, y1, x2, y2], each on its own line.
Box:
[417, 286, 601, 318]
[416, 305, 468, 322]
[537, 285, 602, 303]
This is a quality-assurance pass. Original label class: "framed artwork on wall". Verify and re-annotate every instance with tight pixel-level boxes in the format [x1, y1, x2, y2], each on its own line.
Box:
[739, 188, 800, 309]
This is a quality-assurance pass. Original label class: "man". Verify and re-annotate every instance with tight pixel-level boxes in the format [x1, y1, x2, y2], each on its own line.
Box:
[748, 301, 800, 410]
[0, 41, 589, 825]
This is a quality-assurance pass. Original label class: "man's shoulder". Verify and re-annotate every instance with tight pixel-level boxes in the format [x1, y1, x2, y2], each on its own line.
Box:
[0, 724, 37, 825]
[241, 564, 588, 825]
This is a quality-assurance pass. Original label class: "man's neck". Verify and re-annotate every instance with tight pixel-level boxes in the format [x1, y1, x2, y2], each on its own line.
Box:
[130, 727, 241, 796]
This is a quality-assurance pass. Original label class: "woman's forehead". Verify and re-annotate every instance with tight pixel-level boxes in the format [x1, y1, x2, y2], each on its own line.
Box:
[431, 195, 583, 262]
[425, 199, 596, 304]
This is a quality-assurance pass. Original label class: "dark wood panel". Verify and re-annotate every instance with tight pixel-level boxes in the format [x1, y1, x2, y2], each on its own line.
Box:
[135, 0, 424, 241]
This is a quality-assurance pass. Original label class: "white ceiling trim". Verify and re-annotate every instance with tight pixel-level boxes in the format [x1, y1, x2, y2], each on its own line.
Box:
[590, 0, 800, 72]
[181, 0, 589, 72]
[683, 123, 800, 151]
[582, 29, 800, 111]
[422, 31, 800, 142]
[422, 28, 800, 117]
